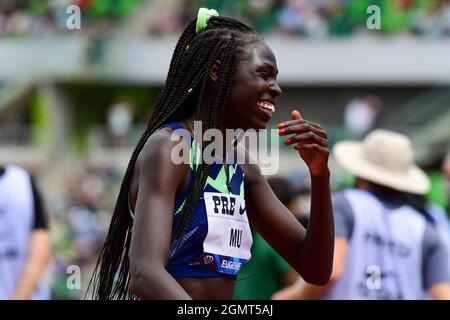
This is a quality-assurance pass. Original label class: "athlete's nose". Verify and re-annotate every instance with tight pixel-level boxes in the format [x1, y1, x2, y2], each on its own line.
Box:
[270, 81, 282, 97]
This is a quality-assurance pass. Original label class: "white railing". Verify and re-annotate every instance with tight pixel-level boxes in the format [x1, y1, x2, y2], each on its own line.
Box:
[2, 36, 450, 85]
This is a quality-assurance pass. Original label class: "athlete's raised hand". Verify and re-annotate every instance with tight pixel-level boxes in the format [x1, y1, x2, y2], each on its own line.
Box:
[278, 110, 329, 176]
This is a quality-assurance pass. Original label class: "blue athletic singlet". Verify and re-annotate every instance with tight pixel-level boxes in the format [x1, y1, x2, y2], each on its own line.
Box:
[130, 122, 253, 279]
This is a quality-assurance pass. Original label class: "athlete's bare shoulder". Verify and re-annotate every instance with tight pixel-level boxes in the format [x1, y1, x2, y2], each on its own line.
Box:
[137, 127, 184, 168]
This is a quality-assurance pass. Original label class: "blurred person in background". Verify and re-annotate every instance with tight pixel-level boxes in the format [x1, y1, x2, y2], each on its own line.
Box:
[107, 100, 133, 149]
[443, 152, 450, 213]
[413, 0, 450, 37]
[344, 94, 383, 138]
[287, 170, 312, 228]
[234, 176, 299, 300]
[405, 193, 450, 280]
[273, 130, 450, 300]
[90, 8, 334, 300]
[0, 165, 51, 300]
[49, 164, 116, 300]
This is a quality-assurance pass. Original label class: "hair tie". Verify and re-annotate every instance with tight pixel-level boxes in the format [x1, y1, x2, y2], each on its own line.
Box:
[196, 8, 219, 34]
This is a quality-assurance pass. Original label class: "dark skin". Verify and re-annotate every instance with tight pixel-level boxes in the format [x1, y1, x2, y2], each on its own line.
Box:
[128, 39, 334, 299]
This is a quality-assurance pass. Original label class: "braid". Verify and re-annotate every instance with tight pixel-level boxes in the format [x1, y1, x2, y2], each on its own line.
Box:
[89, 15, 259, 300]
[170, 36, 238, 256]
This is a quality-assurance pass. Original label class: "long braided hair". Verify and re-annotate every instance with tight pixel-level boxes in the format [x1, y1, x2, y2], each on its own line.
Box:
[89, 16, 261, 300]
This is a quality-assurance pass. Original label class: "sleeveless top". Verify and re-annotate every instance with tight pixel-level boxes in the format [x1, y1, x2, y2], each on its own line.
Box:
[130, 122, 253, 279]
[0, 165, 50, 299]
[323, 189, 427, 300]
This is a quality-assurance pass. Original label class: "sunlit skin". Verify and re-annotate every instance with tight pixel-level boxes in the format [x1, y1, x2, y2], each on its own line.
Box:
[128, 39, 334, 299]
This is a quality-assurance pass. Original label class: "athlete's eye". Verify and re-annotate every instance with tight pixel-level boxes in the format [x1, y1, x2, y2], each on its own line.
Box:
[259, 72, 269, 80]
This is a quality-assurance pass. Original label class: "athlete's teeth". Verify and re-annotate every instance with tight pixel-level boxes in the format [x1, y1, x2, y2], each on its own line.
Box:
[257, 101, 275, 113]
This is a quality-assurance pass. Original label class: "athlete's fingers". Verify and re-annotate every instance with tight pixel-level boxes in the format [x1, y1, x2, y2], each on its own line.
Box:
[279, 123, 327, 139]
[284, 132, 328, 147]
[294, 143, 329, 154]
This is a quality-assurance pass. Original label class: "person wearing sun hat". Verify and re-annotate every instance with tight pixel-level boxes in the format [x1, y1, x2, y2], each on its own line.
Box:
[273, 129, 450, 300]
[333, 129, 430, 195]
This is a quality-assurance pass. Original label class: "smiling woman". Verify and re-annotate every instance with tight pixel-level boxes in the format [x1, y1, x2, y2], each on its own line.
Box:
[89, 8, 334, 300]
[224, 40, 281, 130]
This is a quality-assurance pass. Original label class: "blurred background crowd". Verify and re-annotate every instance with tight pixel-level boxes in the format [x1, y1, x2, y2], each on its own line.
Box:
[2, 0, 450, 38]
[1, 0, 450, 299]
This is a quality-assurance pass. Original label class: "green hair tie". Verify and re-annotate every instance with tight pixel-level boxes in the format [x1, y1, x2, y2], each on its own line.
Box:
[196, 7, 219, 34]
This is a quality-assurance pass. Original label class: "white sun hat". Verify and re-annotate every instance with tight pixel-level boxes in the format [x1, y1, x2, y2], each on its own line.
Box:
[333, 129, 430, 195]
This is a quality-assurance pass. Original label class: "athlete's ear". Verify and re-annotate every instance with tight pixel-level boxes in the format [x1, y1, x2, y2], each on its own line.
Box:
[209, 60, 221, 82]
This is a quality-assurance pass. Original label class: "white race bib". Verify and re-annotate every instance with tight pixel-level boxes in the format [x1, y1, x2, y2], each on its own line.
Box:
[191, 192, 252, 275]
